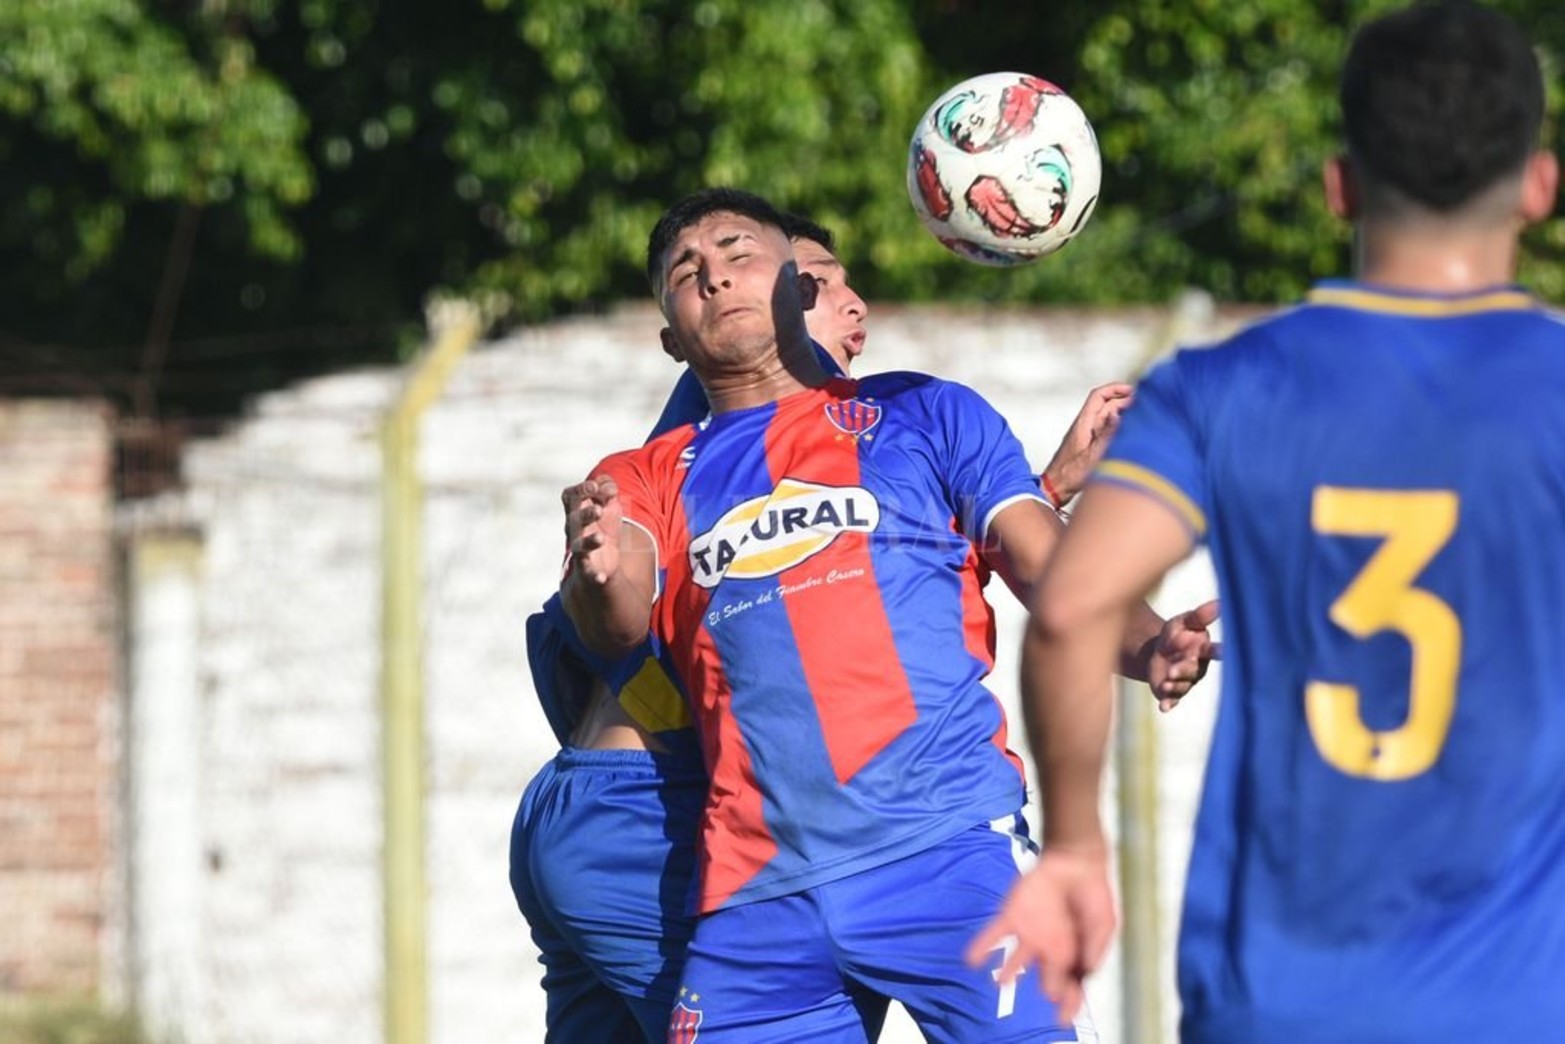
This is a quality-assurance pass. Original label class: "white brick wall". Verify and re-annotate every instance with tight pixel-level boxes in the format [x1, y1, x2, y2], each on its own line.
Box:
[123, 301, 1246, 1043]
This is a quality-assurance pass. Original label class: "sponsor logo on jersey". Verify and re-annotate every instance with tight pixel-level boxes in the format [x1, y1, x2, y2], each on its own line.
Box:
[824, 398, 882, 441]
[677, 445, 698, 469]
[688, 478, 880, 588]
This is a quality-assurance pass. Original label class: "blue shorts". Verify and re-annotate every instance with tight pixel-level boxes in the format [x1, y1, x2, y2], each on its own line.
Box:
[510, 747, 707, 1043]
[670, 817, 1083, 1044]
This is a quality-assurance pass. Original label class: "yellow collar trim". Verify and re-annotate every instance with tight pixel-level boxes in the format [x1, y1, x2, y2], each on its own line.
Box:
[1306, 286, 1536, 317]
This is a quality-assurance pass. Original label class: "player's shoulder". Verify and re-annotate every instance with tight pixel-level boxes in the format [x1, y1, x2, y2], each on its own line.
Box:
[1161, 304, 1300, 380]
[850, 369, 941, 395]
[852, 370, 993, 407]
[1128, 308, 1300, 421]
[597, 424, 699, 476]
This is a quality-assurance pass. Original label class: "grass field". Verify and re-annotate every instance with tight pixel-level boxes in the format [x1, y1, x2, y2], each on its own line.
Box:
[0, 999, 150, 1044]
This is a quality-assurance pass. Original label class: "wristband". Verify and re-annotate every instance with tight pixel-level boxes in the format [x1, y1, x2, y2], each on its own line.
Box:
[1041, 471, 1066, 510]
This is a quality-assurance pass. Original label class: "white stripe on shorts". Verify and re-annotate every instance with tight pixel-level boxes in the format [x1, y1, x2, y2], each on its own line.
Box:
[986, 815, 1099, 1043]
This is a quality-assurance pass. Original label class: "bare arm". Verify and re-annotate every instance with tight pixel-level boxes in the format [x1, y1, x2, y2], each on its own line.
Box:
[969, 482, 1195, 1020]
[983, 493, 1207, 690]
[981, 497, 1066, 607]
[1118, 598, 1166, 681]
[560, 475, 657, 657]
[1026, 484, 1196, 845]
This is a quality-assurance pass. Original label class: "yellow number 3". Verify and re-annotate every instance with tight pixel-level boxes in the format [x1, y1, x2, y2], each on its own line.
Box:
[1307, 487, 1461, 781]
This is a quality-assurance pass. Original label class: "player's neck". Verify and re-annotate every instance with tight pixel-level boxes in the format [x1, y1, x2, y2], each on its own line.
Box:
[1353, 223, 1521, 294]
[703, 335, 831, 414]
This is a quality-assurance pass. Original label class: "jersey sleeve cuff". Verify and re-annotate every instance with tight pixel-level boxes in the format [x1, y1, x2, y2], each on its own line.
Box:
[620, 516, 663, 601]
[1093, 460, 1208, 538]
[979, 491, 1049, 543]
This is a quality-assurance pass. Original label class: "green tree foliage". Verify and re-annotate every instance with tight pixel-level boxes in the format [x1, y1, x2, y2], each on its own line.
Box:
[0, 0, 311, 270]
[2, 0, 1562, 418]
[1, 0, 943, 416]
[1066, 0, 1565, 302]
[1069, 0, 1370, 303]
[437, 0, 936, 316]
[0, 0, 311, 409]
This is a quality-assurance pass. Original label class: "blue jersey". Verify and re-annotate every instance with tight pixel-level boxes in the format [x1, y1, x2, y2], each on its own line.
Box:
[593, 373, 1037, 912]
[1101, 282, 1565, 1042]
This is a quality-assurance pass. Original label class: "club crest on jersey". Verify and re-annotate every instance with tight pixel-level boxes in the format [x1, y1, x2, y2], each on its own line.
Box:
[688, 478, 880, 589]
[824, 398, 882, 441]
[670, 999, 703, 1042]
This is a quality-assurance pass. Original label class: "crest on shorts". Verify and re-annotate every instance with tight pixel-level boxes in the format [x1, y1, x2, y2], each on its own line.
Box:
[824, 398, 882, 441]
[670, 998, 703, 1043]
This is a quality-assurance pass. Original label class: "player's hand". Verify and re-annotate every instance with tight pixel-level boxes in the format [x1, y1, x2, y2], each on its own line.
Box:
[966, 842, 1117, 1025]
[1040, 383, 1135, 505]
[1148, 599, 1221, 712]
[562, 476, 624, 586]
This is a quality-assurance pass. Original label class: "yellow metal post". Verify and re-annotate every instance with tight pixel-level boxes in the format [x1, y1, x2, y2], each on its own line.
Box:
[380, 304, 482, 1044]
[1115, 675, 1164, 1043]
[1113, 289, 1213, 1043]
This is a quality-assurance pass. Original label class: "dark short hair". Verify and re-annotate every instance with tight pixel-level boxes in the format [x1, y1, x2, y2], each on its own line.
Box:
[645, 187, 792, 291]
[779, 211, 836, 253]
[1341, 1, 1544, 213]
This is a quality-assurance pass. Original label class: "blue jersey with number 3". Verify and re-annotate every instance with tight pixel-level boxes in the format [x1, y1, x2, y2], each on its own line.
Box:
[1100, 282, 1565, 1043]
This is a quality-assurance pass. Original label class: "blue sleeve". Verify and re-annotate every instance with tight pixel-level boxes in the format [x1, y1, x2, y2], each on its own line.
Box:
[648, 368, 710, 440]
[935, 380, 1047, 542]
[1094, 352, 1209, 538]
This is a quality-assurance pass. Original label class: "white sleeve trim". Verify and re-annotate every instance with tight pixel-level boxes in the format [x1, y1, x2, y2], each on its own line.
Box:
[979, 492, 1049, 543]
[621, 517, 663, 602]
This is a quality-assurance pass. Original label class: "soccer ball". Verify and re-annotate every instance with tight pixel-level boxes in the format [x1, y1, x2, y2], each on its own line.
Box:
[907, 72, 1101, 266]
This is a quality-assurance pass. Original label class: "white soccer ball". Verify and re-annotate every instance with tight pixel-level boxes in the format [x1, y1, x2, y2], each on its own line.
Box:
[907, 72, 1102, 266]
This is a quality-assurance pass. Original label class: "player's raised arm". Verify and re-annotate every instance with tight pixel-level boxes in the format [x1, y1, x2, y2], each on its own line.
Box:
[983, 493, 1215, 694]
[560, 475, 657, 657]
[1038, 382, 1134, 509]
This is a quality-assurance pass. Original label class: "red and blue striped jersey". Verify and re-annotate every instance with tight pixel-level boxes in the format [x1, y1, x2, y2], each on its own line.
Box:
[588, 373, 1041, 912]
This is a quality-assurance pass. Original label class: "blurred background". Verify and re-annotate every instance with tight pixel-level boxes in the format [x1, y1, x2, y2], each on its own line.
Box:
[1, 1, 1561, 1041]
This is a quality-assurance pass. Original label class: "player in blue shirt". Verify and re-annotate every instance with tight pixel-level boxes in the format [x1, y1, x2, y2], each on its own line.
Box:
[511, 212, 1138, 1042]
[975, 4, 1565, 1041]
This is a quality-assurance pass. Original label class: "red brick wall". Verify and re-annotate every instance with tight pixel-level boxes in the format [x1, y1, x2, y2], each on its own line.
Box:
[0, 399, 118, 995]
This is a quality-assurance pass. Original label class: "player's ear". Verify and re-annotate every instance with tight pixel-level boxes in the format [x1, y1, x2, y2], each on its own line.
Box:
[659, 327, 685, 363]
[796, 269, 819, 312]
[1323, 154, 1357, 220]
[1519, 149, 1558, 224]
